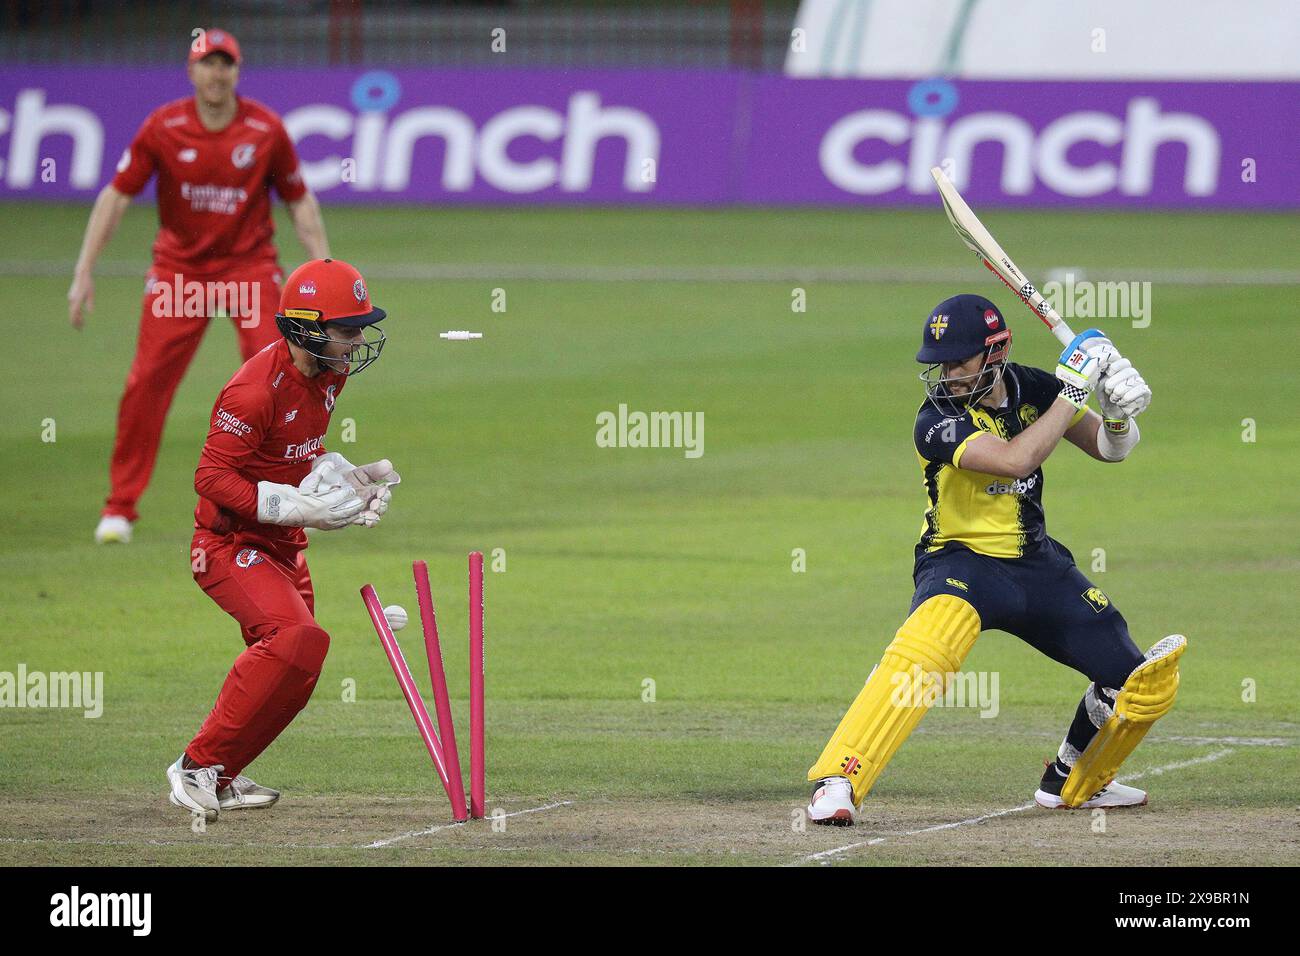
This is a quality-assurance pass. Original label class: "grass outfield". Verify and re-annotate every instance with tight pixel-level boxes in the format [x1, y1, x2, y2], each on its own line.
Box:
[1, 203, 1296, 865]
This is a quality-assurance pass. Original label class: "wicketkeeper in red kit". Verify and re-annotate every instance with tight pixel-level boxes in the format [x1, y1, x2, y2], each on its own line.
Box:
[68, 28, 330, 544]
[166, 258, 395, 820]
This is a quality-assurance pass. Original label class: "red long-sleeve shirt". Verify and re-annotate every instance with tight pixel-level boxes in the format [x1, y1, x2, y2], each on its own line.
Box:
[112, 96, 307, 276]
[194, 340, 346, 561]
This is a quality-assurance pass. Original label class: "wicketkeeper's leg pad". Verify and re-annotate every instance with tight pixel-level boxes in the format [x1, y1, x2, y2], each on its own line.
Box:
[807, 594, 981, 806]
[1059, 635, 1187, 808]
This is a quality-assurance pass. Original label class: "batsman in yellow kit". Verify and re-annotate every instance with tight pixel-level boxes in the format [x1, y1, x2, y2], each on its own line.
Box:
[806, 293, 1186, 825]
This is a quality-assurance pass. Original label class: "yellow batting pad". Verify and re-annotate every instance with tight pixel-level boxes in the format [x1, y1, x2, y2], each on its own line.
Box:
[808, 595, 981, 805]
[1060, 635, 1187, 808]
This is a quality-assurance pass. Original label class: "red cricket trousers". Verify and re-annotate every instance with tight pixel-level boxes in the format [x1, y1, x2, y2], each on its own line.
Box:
[103, 262, 283, 522]
[186, 530, 328, 781]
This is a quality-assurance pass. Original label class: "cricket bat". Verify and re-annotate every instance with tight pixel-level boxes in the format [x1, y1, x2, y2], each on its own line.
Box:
[930, 166, 1077, 348]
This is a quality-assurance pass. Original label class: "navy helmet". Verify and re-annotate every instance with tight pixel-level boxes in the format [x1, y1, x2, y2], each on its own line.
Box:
[917, 294, 1013, 413]
[917, 293, 1009, 363]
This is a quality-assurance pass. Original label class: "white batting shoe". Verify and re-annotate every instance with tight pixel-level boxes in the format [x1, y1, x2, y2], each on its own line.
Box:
[166, 757, 222, 821]
[1035, 780, 1148, 809]
[94, 514, 133, 544]
[807, 776, 857, 826]
[217, 774, 280, 811]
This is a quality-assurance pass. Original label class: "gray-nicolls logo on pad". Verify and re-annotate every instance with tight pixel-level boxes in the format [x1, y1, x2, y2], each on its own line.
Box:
[49, 886, 152, 936]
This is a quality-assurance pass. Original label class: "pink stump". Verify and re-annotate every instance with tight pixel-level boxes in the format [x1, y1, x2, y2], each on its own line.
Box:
[469, 551, 485, 818]
[413, 560, 468, 822]
[361, 583, 458, 818]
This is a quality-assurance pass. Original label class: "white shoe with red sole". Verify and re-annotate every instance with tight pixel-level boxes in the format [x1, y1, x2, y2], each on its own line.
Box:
[808, 776, 857, 826]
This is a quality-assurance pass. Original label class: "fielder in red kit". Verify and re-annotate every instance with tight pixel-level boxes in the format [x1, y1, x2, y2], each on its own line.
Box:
[67, 28, 331, 544]
[166, 258, 395, 820]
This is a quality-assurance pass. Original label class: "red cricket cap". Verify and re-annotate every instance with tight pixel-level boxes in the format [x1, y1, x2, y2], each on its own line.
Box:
[188, 28, 242, 65]
[279, 259, 386, 327]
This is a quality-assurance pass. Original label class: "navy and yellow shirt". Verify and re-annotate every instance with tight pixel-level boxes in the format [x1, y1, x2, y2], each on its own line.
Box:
[913, 363, 1087, 560]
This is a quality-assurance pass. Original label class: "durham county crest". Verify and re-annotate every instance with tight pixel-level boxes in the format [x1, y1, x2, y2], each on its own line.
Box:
[1082, 587, 1110, 613]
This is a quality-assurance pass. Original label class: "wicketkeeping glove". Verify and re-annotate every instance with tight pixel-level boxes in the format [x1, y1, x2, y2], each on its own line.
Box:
[306, 453, 400, 527]
[257, 478, 364, 530]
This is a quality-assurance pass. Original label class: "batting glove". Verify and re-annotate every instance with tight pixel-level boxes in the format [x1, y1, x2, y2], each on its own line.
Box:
[1055, 330, 1105, 410]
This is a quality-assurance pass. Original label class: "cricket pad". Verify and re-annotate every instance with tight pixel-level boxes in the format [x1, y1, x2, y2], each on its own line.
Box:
[808, 594, 981, 806]
[1060, 635, 1187, 808]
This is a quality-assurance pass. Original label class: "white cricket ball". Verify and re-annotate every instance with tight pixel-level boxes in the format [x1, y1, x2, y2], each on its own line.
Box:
[383, 605, 408, 631]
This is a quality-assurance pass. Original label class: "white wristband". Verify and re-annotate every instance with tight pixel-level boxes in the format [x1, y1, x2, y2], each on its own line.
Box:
[1097, 417, 1140, 461]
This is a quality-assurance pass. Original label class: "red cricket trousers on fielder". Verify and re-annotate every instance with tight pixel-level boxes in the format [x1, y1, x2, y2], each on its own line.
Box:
[103, 262, 283, 522]
[186, 530, 328, 781]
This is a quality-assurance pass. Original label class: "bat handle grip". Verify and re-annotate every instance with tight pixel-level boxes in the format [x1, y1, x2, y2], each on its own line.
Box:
[1051, 322, 1076, 348]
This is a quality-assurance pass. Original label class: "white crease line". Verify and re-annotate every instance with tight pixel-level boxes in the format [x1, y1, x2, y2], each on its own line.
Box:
[362, 821, 465, 847]
[797, 747, 1237, 866]
[1160, 735, 1290, 747]
[1117, 747, 1235, 780]
[949, 729, 1292, 748]
[363, 800, 573, 849]
[802, 803, 1036, 863]
[1, 800, 578, 854]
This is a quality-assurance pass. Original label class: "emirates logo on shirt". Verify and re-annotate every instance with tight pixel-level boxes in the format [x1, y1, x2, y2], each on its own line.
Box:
[180, 181, 248, 215]
[231, 143, 256, 169]
[284, 435, 326, 460]
[214, 407, 253, 436]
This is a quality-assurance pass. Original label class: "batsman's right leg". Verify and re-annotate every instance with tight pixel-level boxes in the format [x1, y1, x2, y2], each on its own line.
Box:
[807, 594, 981, 823]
